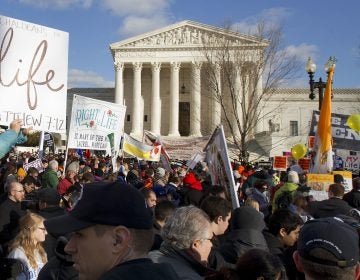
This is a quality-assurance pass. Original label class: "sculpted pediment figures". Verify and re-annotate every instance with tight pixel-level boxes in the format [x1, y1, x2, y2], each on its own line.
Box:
[113, 22, 261, 49]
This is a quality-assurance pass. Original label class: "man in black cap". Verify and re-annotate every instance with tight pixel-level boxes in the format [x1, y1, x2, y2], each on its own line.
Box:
[293, 217, 360, 279]
[44, 181, 180, 280]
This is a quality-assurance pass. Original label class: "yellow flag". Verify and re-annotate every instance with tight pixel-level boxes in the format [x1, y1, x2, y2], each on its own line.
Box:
[311, 68, 334, 174]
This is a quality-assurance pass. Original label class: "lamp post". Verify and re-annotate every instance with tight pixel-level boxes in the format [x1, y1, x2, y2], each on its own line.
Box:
[305, 57, 336, 111]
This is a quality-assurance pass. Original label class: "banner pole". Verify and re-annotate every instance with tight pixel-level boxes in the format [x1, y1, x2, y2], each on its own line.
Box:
[38, 131, 45, 159]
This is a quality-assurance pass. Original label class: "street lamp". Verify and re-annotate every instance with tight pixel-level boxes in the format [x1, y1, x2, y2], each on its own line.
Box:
[305, 57, 336, 111]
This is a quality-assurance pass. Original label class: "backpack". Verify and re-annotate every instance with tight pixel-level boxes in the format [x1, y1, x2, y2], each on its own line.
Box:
[275, 190, 294, 209]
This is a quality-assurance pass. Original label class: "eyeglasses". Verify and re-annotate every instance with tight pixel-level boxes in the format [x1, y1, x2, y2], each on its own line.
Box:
[14, 190, 25, 193]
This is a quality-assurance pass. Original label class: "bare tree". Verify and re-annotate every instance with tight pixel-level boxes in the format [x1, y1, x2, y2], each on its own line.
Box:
[200, 21, 302, 162]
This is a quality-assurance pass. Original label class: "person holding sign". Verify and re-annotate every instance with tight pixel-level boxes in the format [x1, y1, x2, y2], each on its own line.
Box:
[0, 119, 31, 159]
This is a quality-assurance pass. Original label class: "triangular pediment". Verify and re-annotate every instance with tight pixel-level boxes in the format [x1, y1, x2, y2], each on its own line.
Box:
[110, 20, 268, 51]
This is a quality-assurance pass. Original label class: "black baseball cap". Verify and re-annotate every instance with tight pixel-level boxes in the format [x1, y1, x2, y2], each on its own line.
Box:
[44, 181, 152, 235]
[297, 217, 359, 268]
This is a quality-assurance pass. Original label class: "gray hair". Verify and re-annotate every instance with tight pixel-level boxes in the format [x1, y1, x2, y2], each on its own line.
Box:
[162, 205, 211, 250]
[49, 160, 58, 171]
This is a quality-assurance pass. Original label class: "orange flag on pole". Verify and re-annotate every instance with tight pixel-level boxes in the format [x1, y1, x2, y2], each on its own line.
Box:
[311, 66, 335, 174]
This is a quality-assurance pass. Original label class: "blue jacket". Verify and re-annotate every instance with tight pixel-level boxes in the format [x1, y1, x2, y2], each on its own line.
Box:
[0, 129, 27, 159]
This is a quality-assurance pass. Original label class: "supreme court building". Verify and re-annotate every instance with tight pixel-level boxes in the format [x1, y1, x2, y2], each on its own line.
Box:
[66, 20, 360, 160]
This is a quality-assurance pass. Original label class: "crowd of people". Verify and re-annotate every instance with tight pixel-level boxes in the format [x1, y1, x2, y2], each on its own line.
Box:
[0, 120, 359, 280]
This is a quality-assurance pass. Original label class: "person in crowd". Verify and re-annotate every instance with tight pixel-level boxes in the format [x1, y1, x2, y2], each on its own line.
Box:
[41, 160, 59, 189]
[289, 195, 312, 223]
[16, 167, 27, 183]
[93, 161, 107, 181]
[152, 200, 176, 251]
[37, 188, 65, 259]
[3, 163, 17, 193]
[7, 213, 47, 280]
[289, 159, 304, 176]
[140, 187, 157, 211]
[205, 248, 285, 280]
[149, 205, 216, 279]
[200, 196, 232, 270]
[0, 119, 30, 160]
[179, 171, 204, 207]
[242, 169, 274, 199]
[244, 198, 260, 211]
[143, 168, 155, 188]
[263, 209, 303, 279]
[246, 180, 271, 217]
[203, 185, 228, 201]
[57, 161, 79, 196]
[126, 169, 144, 189]
[21, 176, 37, 201]
[306, 183, 352, 218]
[0, 181, 27, 251]
[79, 171, 95, 185]
[37, 235, 78, 280]
[343, 177, 360, 209]
[272, 171, 300, 212]
[117, 164, 128, 183]
[153, 167, 168, 201]
[25, 167, 40, 186]
[219, 206, 268, 264]
[44, 181, 180, 280]
[293, 217, 360, 280]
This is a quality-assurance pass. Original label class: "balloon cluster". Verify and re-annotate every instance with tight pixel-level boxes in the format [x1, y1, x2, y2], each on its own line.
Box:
[291, 143, 307, 160]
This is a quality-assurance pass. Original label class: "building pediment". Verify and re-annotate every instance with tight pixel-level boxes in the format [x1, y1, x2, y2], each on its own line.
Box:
[110, 20, 267, 54]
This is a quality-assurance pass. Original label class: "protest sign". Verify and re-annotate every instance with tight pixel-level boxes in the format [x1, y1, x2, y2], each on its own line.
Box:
[309, 111, 360, 151]
[67, 95, 126, 153]
[273, 156, 287, 170]
[204, 125, 239, 209]
[23, 158, 43, 173]
[0, 15, 68, 133]
[335, 149, 360, 174]
[298, 158, 311, 172]
[161, 136, 209, 160]
[307, 173, 334, 201]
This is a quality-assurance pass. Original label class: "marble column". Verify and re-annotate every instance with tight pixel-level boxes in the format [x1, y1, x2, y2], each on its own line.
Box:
[211, 63, 222, 131]
[114, 62, 124, 105]
[131, 62, 143, 136]
[151, 62, 161, 135]
[190, 61, 202, 136]
[232, 66, 242, 138]
[168, 61, 181, 136]
[255, 71, 263, 134]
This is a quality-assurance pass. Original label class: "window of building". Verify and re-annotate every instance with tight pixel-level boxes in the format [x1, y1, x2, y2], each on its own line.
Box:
[127, 114, 130, 122]
[290, 121, 298, 136]
[144, 115, 148, 122]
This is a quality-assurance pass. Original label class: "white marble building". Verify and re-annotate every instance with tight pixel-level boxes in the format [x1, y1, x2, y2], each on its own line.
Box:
[65, 20, 360, 159]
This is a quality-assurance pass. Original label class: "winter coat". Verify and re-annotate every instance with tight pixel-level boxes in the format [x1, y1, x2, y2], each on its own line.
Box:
[219, 206, 268, 264]
[149, 243, 216, 280]
[306, 197, 352, 218]
[0, 130, 27, 159]
[41, 169, 59, 189]
[272, 182, 299, 211]
[37, 236, 78, 280]
[343, 189, 360, 209]
[100, 258, 181, 280]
